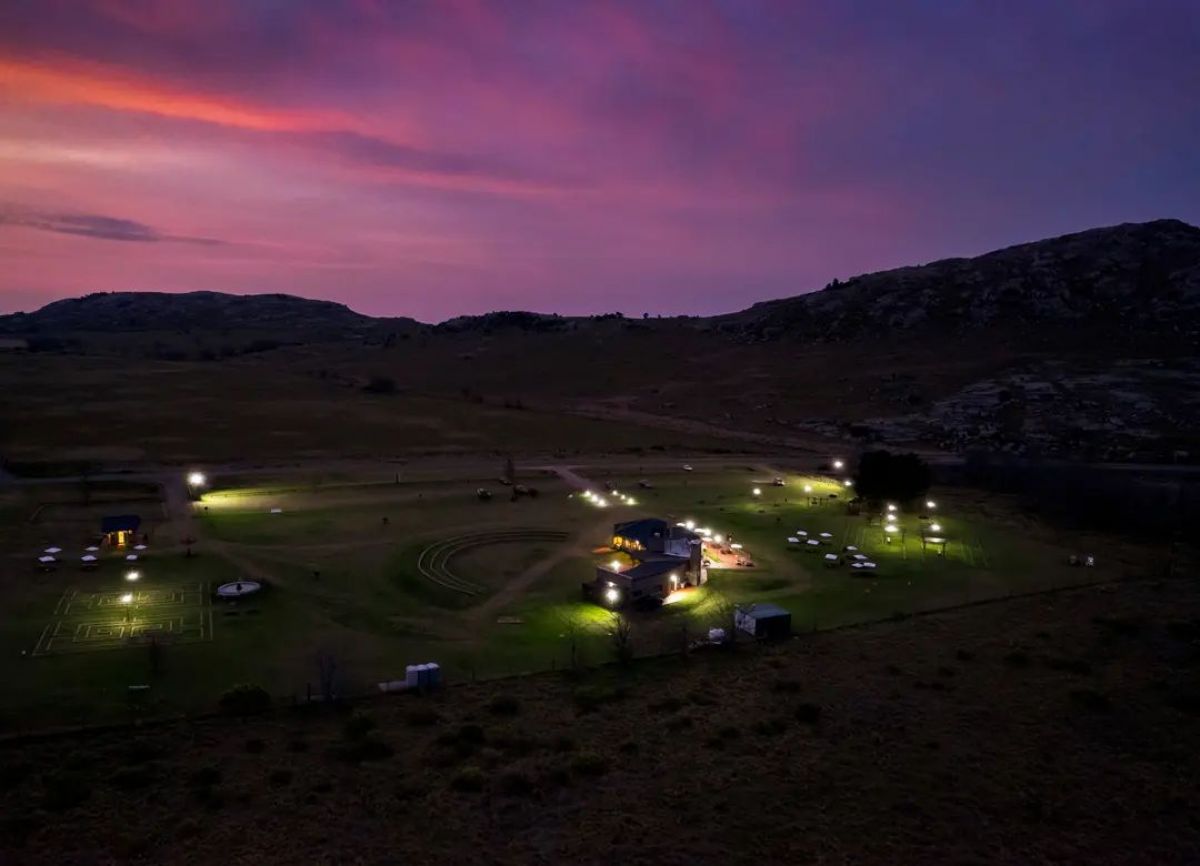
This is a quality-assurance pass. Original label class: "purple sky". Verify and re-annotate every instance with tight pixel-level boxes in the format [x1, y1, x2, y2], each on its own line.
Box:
[1, 0, 1197, 321]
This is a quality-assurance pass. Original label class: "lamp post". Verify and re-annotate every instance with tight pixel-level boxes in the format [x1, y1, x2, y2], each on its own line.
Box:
[186, 471, 207, 501]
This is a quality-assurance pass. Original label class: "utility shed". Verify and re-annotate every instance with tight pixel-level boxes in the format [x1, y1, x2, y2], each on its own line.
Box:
[734, 603, 792, 640]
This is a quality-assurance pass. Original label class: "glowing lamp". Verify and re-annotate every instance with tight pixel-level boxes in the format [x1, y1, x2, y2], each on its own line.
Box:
[609, 559, 621, 571]
[605, 587, 620, 604]
[120, 593, 134, 604]
[125, 571, 140, 582]
[752, 487, 762, 496]
[833, 459, 844, 470]
[803, 484, 813, 493]
[930, 523, 942, 533]
[926, 500, 937, 509]
[843, 479, 853, 487]
[187, 471, 206, 487]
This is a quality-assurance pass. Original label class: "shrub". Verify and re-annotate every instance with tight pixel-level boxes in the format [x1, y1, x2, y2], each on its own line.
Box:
[244, 738, 267, 754]
[752, 718, 789, 737]
[553, 735, 577, 753]
[795, 703, 822, 725]
[1003, 651, 1031, 668]
[571, 751, 609, 777]
[618, 740, 640, 755]
[363, 376, 397, 395]
[650, 696, 684, 713]
[287, 739, 309, 753]
[1069, 689, 1111, 712]
[498, 769, 536, 797]
[343, 712, 376, 741]
[771, 678, 802, 694]
[42, 773, 91, 812]
[336, 738, 393, 763]
[111, 764, 155, 791]
[457, 723, 486, 745]
[954, 649, 976, 662]
[1044, 657, 1092, 675]
[189, 766, 222, 788]
[572, 683, 624, 713]
[451, 766, 485, 792]
[269, 769, 293, 788]
[405, 706, 441, 727]
[488, 695, 520, 716]
[219, 684, 272, 717]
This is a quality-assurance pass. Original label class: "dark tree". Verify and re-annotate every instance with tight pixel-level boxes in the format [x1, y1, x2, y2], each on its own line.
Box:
[363, 376, 396, 394]
[854, 450, 932, 504]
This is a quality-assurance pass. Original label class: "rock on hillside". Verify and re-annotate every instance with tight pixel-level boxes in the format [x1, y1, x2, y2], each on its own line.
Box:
[718, 219, 1200, 344]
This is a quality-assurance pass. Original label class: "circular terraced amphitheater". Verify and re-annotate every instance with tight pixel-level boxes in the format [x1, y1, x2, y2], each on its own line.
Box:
[415, 528, 570, 595]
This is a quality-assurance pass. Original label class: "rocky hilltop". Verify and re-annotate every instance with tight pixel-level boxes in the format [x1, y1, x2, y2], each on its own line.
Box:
[717, 219, 1200, 345]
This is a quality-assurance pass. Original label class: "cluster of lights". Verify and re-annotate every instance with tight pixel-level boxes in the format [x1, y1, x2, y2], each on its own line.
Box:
[581, 488, 636, 508]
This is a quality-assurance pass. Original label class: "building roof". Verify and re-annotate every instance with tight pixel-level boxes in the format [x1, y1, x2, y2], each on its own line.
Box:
[613, 518, 669, 543]
[740, 602, 791, 620]
[101, 514, 141, 533]
[623, 559, 684, 580]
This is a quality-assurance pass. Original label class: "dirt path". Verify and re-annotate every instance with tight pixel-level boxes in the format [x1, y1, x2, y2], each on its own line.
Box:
[468, 516, 610, 629]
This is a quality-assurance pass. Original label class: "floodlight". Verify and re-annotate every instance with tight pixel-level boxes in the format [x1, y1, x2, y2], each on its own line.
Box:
[187, 471, 206, 487]
[926, 500, 936, 509]
[120, 593, 134, 604]
[125, 571, 140, 582]
[752, 487, 762, 496]
[832, 459, 844, 470]
[605, 587, 620, 604]
[610, 559, 621, 571]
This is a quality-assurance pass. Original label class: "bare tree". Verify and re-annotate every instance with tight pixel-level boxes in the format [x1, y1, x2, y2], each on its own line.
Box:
[706, 589, 740, 647]
[503, 455, 516, 485]
[316, 650, 340, 703]
[607, 613, 635, 667]
[558, 610, 587, 673]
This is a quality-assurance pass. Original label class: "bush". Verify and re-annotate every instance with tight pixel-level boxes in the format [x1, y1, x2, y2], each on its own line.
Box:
[111, 764, 155, 791]
[343, 712, 376, 741]
[363, 376, 397, 395]
[1003, 651, 1031, 668]
[219, 684, 272, 717]
[244, 738, 267, 754]
[854, 450, 932, 503]
[1069, 689, 1111, 712]
[457, 723, 486, 744]
[451, 766, 485, 792]
[336, 737, 394, 764]
[269, 769, 293, 788]
[405, 706, 441, 727]
[41, 773, 91, 812]
[488, 695, 520, 716]
[189, 767, 222, 788]
[795, 703, 822, 725]
[771, 678, 802, 694]
[498, 769, 536, 797]
[752, 717, 789, 737]
[571, 751, 608, 777]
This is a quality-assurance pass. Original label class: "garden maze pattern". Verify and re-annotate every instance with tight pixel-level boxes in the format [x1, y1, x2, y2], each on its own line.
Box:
[33, 583, 214, 656]
[416, 529, 570, 595]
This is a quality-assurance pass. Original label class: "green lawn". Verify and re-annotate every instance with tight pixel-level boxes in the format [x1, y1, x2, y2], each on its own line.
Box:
[0, 468, 1130, 730]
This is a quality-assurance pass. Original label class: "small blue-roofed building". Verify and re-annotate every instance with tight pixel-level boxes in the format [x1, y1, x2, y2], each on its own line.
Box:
[100, 514, 141, 547]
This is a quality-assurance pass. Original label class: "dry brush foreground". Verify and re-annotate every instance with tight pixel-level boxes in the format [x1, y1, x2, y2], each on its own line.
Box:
[2, 578, 1198, 865]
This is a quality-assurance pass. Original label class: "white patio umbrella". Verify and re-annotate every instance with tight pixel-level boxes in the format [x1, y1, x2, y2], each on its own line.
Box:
[80, 554, 97, 562]
[38, 555, 56, 564]
[134, 544, 147, 551]
[786, 537, 799, 544]
[85, 546, 99, 552]
[125, 554, 139, 562]
[45, 546, 62, 554]
[806, 539, 820, 546]
[819, 532, 832, 538]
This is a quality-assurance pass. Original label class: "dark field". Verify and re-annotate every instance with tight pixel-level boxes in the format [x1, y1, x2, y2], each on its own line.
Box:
[1, 578, 1197, 865]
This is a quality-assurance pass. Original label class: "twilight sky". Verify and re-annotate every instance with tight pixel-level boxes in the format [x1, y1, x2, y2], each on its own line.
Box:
[1, 1, 1197, 321]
